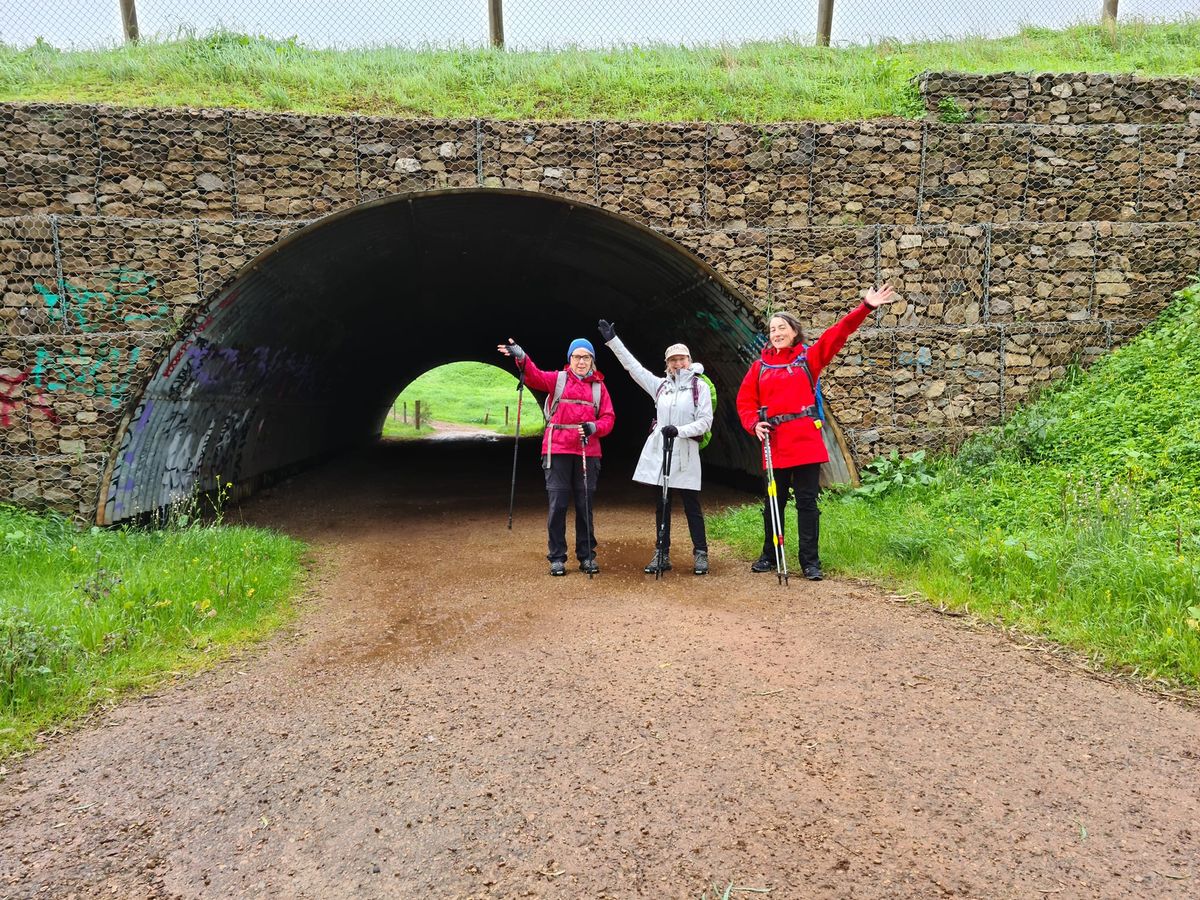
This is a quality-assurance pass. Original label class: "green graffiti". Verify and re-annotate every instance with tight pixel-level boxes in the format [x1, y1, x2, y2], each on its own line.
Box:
[35, 268, 168, 333]
[31, 344, 142, 409]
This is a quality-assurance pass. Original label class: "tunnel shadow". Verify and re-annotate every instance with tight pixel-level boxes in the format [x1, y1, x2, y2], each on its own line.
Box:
[97, 189, 777, 524]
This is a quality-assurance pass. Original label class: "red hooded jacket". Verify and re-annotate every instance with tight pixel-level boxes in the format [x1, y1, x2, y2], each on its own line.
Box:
[736, 302, 873, 469]
[517, 356, 615, 458]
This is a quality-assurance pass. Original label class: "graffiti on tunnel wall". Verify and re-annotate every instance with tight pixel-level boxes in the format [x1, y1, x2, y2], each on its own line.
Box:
[2, 268, 163, 430]
[34, 269, 170, 333]
[695, 308, 766, 362]
[105, 322, 320, 519]
[161, 337, 319, 400]
[1, 343, 142, 430]
[0, 368, 59, 427]
[107, 398, 261, 518]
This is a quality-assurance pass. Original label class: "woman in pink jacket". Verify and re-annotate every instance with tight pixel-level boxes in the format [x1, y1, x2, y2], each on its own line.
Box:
[498, 337, 616, 576]
[736, 284, 896, 580]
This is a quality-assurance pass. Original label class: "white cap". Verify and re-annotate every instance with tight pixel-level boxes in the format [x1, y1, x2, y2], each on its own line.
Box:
[664, 343, 691, 360]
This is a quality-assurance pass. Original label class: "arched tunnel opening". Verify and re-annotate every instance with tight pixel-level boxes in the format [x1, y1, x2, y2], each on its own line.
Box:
[97, 189, 853, 525]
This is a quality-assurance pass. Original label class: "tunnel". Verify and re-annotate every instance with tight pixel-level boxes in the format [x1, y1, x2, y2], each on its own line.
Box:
[96, 188, 853, 525]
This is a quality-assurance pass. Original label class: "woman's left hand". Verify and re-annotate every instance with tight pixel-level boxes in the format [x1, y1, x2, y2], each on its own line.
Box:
[864, 284, 897, 309]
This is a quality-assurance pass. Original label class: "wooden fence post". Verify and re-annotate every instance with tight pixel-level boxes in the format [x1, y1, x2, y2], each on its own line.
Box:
[415, 400, 422, 430]
[489, 0, 505, 49]
[120, 0, 140, 44]
[817, 0, 834, 47]
[1102, 0, 1119, 45]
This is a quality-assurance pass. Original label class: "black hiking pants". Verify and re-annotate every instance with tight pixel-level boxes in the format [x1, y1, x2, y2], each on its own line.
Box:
[544, 453, 600, 563]
[761, 462, 821, 569]
[654, 487, 708, 554]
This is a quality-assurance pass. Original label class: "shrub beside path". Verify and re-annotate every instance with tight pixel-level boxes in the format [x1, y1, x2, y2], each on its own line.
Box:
[2, 441, 1197, 898]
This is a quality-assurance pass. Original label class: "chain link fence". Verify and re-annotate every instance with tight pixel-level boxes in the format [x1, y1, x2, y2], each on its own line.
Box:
[3, 1, 1198, 51]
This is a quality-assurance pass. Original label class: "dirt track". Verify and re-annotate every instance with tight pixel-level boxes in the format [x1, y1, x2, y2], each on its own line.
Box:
[3, 440, 1199, 899]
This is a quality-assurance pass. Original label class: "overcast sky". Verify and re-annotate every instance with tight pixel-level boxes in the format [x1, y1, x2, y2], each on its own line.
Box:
[4, 1, 1196, 50]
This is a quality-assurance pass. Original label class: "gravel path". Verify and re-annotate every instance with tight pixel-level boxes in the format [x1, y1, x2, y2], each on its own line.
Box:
[3, 441, 1198, 899]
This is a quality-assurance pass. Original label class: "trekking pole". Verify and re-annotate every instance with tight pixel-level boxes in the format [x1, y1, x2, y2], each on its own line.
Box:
[506, 367, 525, 530]
[654, 435, 675, 582]
[580, 431, 595, 580]
[758, 407, 789, 587]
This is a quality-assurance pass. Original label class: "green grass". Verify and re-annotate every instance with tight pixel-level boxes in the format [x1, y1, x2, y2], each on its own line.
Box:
[386, 361, 544, 438]
[0, 501, 306, 756]
[710, 276, 1200, 687]
[2, 19, 1198, 121]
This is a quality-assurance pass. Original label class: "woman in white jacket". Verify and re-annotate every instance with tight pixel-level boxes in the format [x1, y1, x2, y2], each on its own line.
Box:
[598, 319, 713, 575]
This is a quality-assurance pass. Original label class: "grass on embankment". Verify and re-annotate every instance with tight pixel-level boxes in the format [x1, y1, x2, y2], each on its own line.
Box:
[384, 361, 544, 439]
[0, 502, 305, 756]
[2, 19, 1198, 121]
[710, 277, 1200, 688]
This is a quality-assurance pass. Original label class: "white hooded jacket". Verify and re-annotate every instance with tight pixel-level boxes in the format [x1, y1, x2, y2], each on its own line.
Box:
[605, 335, 713, 491]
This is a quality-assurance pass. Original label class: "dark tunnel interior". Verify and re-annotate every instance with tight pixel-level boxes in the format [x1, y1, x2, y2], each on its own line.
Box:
[100, 189, 777, 523]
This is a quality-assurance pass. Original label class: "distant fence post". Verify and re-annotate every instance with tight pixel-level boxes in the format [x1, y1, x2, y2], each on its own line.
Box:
[120, 0, 140, 43]
[489, 0, 505, 49]
[415, 400, 422, 430]
[817, 0, 834, 47]
[1102, 0, 1119, 44]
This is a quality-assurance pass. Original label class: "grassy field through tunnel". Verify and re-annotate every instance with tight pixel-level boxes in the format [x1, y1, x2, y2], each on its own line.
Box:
[384, 362, 545, 440]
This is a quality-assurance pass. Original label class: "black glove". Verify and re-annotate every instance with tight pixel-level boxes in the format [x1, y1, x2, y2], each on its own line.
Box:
[597, 319, 617, 342]
[661, 424, 679, 439]
[507, 341, 526, 361]
[581, 422, 597, 437]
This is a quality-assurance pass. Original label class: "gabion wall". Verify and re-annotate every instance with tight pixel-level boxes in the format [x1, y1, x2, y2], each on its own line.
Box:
[2, 101, 1198, 519]
[919, 71, 1200, 125]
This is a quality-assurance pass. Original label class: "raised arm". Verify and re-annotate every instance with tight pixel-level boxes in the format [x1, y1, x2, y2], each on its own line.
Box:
[600, 322, 664, 399]
[805, 284, 898, 377]
[496, 338, 557, 392]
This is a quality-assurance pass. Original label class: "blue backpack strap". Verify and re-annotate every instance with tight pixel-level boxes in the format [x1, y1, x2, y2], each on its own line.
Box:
[758, 347, 823, 422]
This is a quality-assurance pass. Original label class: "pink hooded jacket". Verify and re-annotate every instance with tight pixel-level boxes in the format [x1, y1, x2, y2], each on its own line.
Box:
[517, 356, 616, 458]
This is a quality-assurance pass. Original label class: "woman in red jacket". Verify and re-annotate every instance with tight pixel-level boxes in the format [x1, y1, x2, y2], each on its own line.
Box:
[498, 336, 616, 576]
[736, 284, 897, 580]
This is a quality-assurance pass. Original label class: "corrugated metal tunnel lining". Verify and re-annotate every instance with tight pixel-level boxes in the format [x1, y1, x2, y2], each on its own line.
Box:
[98, 188, 841, 524]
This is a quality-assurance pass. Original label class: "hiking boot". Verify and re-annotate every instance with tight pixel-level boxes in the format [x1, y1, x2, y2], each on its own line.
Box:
[750, 553, 775, 574]
[549, 560, 566, 576]
[692, 550, 709, 575]
[803, 564, 823, 581]
[644, 550, 671, 574]
[579, 557, 600, 575]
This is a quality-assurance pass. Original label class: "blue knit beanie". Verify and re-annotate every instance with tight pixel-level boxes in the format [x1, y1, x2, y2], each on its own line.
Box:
[567, 338, 595, 360]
